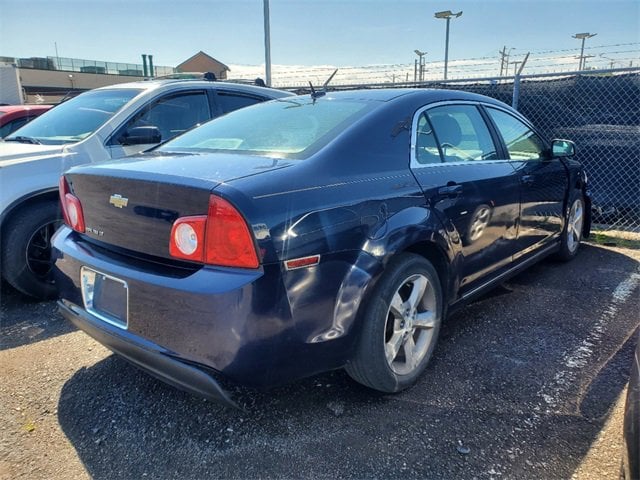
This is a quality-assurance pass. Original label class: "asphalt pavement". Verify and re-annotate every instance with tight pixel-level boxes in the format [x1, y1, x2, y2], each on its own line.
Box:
[1, 242, 639, 479]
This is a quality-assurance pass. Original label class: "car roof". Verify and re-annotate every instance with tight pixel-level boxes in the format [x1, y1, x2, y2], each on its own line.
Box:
[94, 79, 293, 98]
[320, 88, 509, 107]
[0, 105, 53, 114]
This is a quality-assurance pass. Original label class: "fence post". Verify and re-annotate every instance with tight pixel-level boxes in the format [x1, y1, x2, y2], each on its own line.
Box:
[512, 74, 521, 110]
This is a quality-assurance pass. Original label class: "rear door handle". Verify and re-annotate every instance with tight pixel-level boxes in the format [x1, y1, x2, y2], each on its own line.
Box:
[437, 184, 463, 197]
[521, 174, 535, 186]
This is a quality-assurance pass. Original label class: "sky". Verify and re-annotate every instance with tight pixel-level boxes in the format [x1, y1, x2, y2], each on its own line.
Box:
[1, 0, 639, 83]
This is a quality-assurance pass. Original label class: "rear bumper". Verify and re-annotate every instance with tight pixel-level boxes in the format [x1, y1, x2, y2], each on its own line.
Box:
[53, 226, 372, 390]
[58, 299, 238, 408]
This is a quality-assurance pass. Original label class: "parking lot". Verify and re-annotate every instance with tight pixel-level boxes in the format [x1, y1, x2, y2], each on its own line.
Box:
[1, 242, 639, 479]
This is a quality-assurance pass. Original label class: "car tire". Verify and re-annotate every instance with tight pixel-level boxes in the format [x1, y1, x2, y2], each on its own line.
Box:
[345, 253, 443, 393]
[555, 192, 585, 262]
[1, 201, 62, 299]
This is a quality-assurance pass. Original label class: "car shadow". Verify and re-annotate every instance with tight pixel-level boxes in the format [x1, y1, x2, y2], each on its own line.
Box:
[0, 281, 75, 351]
[56, 243, 639, 479]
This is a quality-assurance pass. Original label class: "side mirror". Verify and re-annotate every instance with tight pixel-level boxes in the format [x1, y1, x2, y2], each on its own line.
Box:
[119, 126, 161, 146]
[551, 139, 576, 158]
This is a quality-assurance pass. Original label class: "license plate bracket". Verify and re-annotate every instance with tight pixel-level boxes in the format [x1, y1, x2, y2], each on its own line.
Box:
[81, 267, 129, 329]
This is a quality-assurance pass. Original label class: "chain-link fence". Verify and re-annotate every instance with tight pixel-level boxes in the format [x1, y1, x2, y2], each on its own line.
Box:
[288, 68, 640, 232]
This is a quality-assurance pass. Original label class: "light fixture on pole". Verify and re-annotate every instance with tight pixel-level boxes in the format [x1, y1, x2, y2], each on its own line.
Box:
[600, 54, 617, 69]
[573, 32, 597, 71]
[414, 49, 427, 82]
[435, 10, 462, 80]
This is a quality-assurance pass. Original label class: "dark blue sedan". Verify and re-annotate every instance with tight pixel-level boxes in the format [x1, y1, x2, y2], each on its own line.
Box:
[53, 89, 591, 406]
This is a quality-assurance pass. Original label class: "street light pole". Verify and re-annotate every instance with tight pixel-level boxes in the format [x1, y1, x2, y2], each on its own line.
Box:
[573, 32, 597, 71]
[435, 10, 462, 80]
[263, 0, 272, 86]
[414, 50, 427, 82]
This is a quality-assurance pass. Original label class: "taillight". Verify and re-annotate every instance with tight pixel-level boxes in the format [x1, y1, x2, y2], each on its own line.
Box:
[59, 175, 86, 233]
[169, 216, 207, 261]
[169, 195, 259, 269]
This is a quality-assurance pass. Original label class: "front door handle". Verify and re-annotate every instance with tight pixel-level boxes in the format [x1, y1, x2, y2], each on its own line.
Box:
[521, 174, 535, 186]
[437, 184, 463, 197]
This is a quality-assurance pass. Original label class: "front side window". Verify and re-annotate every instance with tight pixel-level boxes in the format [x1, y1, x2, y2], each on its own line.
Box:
[5, 88, 142, 145]
[122, 91, 210, 144]
[486, 108, 546, 160]
[158, 98, 374, 159]
[426, 104, 498, 162]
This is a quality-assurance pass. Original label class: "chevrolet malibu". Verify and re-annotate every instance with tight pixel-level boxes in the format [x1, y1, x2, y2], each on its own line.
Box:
[53, 89, 590, 406]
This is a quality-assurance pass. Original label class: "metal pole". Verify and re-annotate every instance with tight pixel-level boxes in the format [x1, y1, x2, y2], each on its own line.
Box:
[263, 0, 272, 87]
[55, 42, 60, 70]
[444, 17, 450, 80]
[579, 37, 586, 70]
[513, 62, 522, 75]
[512, 74, 521, 110]
[414, 59, 417, 82]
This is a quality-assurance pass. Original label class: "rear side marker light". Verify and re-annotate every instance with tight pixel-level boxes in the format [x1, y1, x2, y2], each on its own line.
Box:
[285, 255, 321, 271]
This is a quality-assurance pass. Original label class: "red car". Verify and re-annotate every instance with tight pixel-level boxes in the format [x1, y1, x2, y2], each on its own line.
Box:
[0, 105, 52, 138]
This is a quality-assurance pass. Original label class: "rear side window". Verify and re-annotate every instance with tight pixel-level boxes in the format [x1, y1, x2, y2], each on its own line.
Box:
[415, 113, 442, 164]
[216, 91, 264, 114]
[486, 108, 546, 160]
[426, 105, 498, 162]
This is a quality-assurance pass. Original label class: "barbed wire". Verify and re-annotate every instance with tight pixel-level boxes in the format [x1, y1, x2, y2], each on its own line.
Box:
[228, 42, 640, 86]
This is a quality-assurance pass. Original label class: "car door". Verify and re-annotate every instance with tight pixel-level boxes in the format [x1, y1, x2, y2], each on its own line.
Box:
[484, 106, 568, 258]
[411, 102, 521, 292]
[107, 90, 212, 158]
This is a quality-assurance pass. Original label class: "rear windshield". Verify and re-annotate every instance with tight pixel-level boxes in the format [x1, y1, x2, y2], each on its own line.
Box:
[157, 97, 374, 159]
[6, 88, 142, 145]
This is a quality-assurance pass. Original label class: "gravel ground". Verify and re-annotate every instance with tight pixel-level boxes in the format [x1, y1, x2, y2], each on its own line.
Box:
[1, 242, 639, 480]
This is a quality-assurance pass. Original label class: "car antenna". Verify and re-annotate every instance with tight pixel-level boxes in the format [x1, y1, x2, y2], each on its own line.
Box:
[309, 68, 338, 102]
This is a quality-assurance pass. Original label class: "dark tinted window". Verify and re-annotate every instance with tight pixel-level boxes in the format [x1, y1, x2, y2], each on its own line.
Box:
[124, 91, 210, 144]
[487, 108, 546, 160]
[426, 105, 498, 162]
[216, 91, 264, 114]
[0, 117, 30, 138]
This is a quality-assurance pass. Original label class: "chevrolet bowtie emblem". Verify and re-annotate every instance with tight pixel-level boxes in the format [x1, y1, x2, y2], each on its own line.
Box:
[109, 194, 129, 208]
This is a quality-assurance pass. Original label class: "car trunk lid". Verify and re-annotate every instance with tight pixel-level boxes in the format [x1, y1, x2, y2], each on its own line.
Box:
[65, 151, 292, 261]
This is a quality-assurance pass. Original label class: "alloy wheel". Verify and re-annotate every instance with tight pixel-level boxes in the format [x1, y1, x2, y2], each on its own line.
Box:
[384, 273, 438, 375]
[567, 198, 584, 253]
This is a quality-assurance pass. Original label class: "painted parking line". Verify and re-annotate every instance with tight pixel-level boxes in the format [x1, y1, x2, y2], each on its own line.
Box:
[538, 271, 640, 413]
